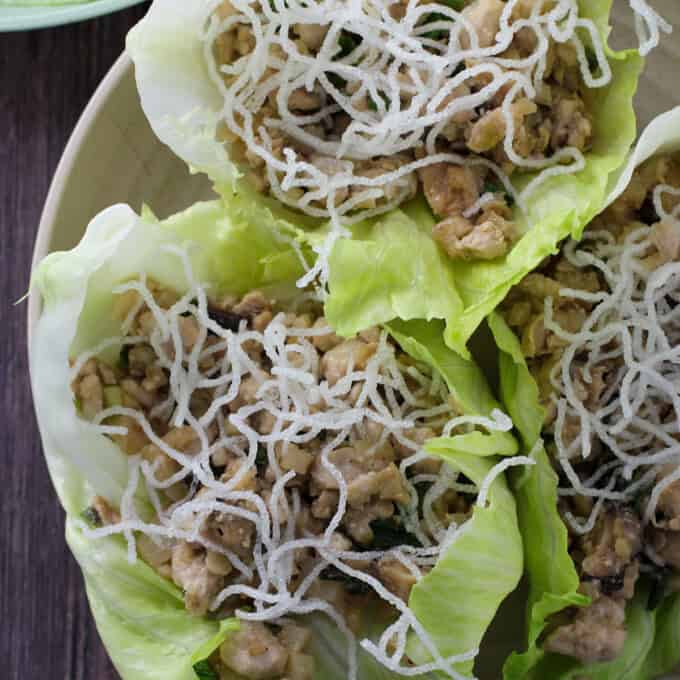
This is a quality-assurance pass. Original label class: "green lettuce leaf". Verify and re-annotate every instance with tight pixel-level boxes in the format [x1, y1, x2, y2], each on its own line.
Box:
[68, 522, 239, 680]
[409, 449, 523, 677]
[32, 201, 521, 680]
[487, 312, 586, 679]
[128, 0, 642, 356]
[325, 200, 465, 346]
[486, 312, 544, 449]
[389, 317, 518, 457]
[641, 592, 680, 679]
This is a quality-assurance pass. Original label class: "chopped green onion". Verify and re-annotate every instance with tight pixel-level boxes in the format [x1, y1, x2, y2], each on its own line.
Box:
[367, 91, 390, 111]
[320, 565, 372, 594]
[483, 180, 515, 208]
[336, 29, 361, 59]
[369, 517, 420, 549]
[81, 506, 102, 528]
[256, 444, 268, 471]
[327, 72, 347, 91]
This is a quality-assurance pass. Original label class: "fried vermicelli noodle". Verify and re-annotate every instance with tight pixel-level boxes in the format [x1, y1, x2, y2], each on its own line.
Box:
[545, 186, 680, 531]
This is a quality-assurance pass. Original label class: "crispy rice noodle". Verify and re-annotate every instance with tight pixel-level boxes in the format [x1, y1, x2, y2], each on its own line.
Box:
[543, 185, 680, 535]
[628, 0, 672, 56]
[73, 244, 527, 679]
[201, 0, 617, 289]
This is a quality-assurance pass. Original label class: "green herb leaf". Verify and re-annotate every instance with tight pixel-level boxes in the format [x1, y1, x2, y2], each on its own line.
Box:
[423, 29, 448, 40]
[81, 506, 102, 528]
[256, 445, 268, 471]
[422, 11, 453, 41]
[367, 90, 390, 112]
[327, 72, 347, 91]
[585, 47, 599, 73]
[336, 29, 361, 59]
[118, 345, 131, 371]
[633, 483, 653, 517]
[193, 659, 219, 680]
[320, 565, 372, 595]
[443, 0, 465, 9]
[483, 180, 515, 208]
[483, 180, 501, 194]
[369, 517, 421, 550]
[268, 0, 289, 12]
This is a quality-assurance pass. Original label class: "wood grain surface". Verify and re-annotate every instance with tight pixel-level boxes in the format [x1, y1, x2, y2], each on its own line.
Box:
[0, 7, 147, 679]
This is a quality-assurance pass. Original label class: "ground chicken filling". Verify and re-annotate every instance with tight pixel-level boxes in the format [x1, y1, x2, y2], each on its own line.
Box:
[501, 153, 680, 664]
[71, 265, 506, 679]
[205, 0, 609, 264]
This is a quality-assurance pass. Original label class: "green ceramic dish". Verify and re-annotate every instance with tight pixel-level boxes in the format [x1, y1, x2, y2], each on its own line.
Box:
[0, 0, 144, 32]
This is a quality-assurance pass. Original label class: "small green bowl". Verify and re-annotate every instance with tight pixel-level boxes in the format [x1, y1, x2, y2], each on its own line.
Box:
[0, 0, 145, 32]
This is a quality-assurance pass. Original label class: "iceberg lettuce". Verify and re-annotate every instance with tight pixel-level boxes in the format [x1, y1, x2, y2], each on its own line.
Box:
[31, 200, 522, 679]
[127, 0, 643, 356]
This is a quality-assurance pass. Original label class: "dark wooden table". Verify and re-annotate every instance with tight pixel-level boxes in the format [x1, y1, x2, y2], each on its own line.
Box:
[1, 6, 148, 678]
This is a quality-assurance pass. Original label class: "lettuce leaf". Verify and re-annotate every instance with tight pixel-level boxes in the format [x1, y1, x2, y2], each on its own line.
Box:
[68, 522, 239, 680]
[487, 313, 586, 679]
[606, 106, 680, 205]
[128, 0, 643, 356]
[641, 592, 680, 679]
[31, 201, 521, 680]
[409, 449, 523, 677]
[388, 317, 518, 457]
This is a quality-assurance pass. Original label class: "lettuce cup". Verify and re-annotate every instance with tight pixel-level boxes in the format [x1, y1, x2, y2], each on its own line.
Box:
[489, 107, 680, 679]
[125, 0, 648, 355]
[30, 199, 530, 680]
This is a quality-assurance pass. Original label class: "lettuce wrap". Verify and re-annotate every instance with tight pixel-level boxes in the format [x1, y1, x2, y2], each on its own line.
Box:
[486, 107, 680, 680]
[488, 312, 678, 680]
[126, 0, 643, 357]
[30, 199, 525, 680]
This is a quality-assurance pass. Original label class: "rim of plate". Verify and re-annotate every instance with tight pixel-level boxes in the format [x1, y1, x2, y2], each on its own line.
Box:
[0, 0, 145, 32]
[27, 51, 131, 350]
